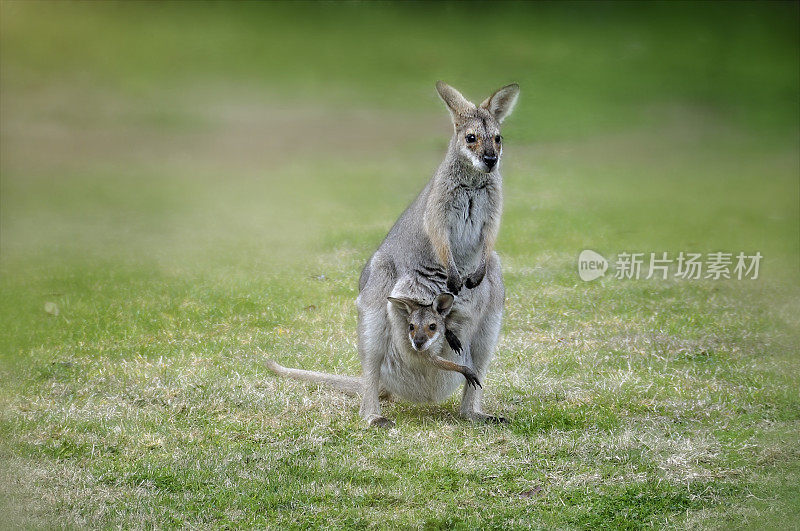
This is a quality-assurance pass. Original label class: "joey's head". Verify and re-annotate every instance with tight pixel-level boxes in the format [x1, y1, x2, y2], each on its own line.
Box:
[436, 81, 520, 174]
[387, 293, 454, 352]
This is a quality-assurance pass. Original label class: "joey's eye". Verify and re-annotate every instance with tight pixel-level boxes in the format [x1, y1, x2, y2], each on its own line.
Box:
[495, 135, 502, 144]
[409, 324, 415, 331]
[429, 323, 437, 331]
[465, 134, 476, 143]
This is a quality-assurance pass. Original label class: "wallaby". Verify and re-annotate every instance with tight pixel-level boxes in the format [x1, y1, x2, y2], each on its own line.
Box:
[385, 293, 482, 391]
[267, 81, 518, 427]
[265, 291, 481, 423]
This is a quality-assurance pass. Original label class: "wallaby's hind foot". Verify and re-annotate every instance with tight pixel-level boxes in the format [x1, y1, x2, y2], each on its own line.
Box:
[366, 414, 395, 429]
[461, 411, 507, 424]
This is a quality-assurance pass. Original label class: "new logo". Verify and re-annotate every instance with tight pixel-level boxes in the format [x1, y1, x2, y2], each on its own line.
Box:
[578, 250, 608, 281]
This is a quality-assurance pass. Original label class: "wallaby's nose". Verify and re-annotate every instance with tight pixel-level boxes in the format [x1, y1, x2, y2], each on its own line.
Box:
[482, 154, 498, 169]
[413, 335, 427, 351]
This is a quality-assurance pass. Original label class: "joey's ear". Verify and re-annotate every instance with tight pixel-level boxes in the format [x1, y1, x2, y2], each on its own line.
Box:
[479, 83, 520, 123]
[434, 293, 455, 316]
[436, 81, 474, 124]
[388, 296, 418, 315]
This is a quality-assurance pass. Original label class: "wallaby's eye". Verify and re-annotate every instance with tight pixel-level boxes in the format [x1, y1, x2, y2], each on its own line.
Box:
[465, 134, 476, 143]
[409, 324, 415, 331]
[429, 323, 437, 331]
[495, 135, 502, 144]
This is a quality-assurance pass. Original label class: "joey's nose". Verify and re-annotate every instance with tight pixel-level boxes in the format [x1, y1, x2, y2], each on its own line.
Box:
[482, 154, 498, 169]
[413, 336, 426, 350]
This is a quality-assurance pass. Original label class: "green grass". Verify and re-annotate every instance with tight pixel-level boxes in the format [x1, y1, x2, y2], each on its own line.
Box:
[1, 1, 799, 528]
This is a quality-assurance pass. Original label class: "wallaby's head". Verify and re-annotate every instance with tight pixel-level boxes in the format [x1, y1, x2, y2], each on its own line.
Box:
[436, 81, 519, 174]
[387, 293, 454, 352]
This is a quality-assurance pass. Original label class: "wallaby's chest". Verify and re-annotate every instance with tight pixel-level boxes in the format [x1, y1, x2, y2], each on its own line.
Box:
[447, 186, 493, 267]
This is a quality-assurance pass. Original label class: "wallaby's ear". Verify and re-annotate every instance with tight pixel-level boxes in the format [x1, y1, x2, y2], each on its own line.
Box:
[434, 293, 455, 316]
[388, 296, 418, 315]
[436, 81, 474, 124]
[480, 83, 520, 124]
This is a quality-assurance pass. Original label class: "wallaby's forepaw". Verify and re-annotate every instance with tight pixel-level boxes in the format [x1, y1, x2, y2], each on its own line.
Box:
[464, 271, 485, 290]
[465, 265, 486, 290]
[446, 273, 463, 295]
[445, 329, 462, 355]
[366, 415, 395, 429]
[486, 415, 508, 424]
[463, 369, 482, 389]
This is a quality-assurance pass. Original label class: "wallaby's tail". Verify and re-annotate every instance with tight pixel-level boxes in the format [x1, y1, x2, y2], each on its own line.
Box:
[264, 358, 363, 396]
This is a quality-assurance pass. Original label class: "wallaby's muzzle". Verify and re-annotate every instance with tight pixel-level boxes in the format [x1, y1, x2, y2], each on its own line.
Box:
[412, 334, 428, 351]
[482, 153, 498, 170]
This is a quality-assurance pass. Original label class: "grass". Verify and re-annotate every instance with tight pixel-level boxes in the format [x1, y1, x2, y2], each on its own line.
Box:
[1, 1, 799, 528]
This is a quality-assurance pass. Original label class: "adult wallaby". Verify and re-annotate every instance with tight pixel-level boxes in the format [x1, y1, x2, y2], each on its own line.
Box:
[267, 81, 518, 428]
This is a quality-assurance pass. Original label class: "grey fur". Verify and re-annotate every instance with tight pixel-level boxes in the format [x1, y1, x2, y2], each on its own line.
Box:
[266, 81, 519, 428]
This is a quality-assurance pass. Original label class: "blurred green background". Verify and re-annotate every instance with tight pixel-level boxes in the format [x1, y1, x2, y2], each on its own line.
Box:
[1, 1, 798, 528]
[2, 1, 798, 273]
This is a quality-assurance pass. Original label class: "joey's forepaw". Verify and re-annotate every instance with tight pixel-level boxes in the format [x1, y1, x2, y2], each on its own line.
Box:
[367, 415, 395, 429]
[445, 329, 462, 355]
[464, 369, 482, 389]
